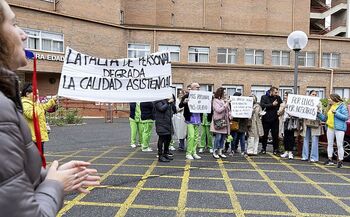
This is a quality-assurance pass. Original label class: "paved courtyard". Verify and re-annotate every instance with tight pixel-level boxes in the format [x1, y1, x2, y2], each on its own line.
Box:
[45, 119, 350, 217]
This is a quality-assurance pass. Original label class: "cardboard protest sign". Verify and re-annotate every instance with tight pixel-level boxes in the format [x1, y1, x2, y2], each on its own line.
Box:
[188, 91, 212, 113]
[58, 47, 172, 102]
[230, 96, 253, 118]
[286, 94, 320, 120]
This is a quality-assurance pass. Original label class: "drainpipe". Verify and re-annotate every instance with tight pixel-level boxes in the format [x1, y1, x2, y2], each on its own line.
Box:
[322, 67, 334, 96]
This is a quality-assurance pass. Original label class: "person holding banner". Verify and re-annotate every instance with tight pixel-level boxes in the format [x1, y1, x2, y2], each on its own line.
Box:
[318, 94, 348, 168]
[247, 94, 264, 155]
[179, 82, 202, 160]
[0, 1, 100, 215]
[301, 90, 322, 162]
[154, 95, 177, 162]
[129, 102, 143, 148]
[210, 87, 231, 159]
[140, 102, 155, 152]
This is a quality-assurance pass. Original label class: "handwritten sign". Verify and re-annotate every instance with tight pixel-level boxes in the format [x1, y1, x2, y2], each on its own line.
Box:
[286, 94, 320, 120]
[188, 91, 212, 113]
[58, 47, 172, 102]
[230, 96, 253, 118]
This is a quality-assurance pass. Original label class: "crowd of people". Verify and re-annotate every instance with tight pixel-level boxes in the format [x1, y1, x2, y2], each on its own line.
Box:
[129, 84, 349, 169]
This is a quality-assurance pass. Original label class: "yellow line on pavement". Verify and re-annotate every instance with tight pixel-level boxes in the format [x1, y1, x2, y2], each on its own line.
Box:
[130, 204, 177, 211]
[218, 159, 245, 217]
[269, 153, 350, 215]
[76, 201, 122, 207]
[245, 156, 302, 216]
[57, 147, 138, 216]
[243, 209, 294, 216]
[176, 160, 191, 217]
[114, 160, 158, 217]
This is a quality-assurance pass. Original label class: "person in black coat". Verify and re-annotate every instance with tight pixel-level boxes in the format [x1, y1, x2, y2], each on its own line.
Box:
[154, 95, 177, 162]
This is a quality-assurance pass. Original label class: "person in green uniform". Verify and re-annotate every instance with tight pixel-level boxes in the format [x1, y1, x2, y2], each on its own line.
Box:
[129, 102, 143, 148]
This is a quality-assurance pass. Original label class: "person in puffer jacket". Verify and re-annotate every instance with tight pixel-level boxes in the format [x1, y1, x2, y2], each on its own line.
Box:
[318, 93, 348, 168]
[0, 1, 100, 216]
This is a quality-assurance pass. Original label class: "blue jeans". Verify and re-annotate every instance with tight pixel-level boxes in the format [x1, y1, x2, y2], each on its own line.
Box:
[302, 127, 319, 161]
[232, 132, 246, 153]
[214, 133, 226, 149]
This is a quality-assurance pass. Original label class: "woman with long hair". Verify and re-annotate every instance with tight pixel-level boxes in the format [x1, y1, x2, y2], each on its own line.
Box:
[210, 87, 231, 159]
[318, 93, 348, 168]
[0, 1, 100, 215]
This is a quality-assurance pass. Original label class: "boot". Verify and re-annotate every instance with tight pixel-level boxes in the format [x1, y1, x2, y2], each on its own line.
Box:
[164, 154, 174, 161]
[213, 149, 219, 159]
[218, 149, 227, 158]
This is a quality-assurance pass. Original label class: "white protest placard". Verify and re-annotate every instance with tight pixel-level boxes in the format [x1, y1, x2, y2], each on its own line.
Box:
[286, 94, 320, 120]
[188, 91, 212, 113]
[58, 47, 172, 102]
[230, 96, 254, 118]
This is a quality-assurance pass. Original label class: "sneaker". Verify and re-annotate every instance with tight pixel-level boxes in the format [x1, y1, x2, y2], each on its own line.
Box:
[310, 159, 317, 163]
[186, 154, 194, 160]
[198, 148, 204, 153]
[167, 152, 174, 157]
[280, 151, 288, 158]
[337, 161, 343, 168]
[273, 150, 279, 155]
[193, 154, 201, 159]
[178, 147, 185, 152]
[324, 159, 334, 165]
[209, 149, 213, 153]
[229, 151, 234, 156]
[260, 150, 266, 154]
[158, 156, 171, 162]
[213, 153, 220, 159]
[169, 146, 176, 151]
[142, 148, 153, 152]
[164, 154, 174, 161]
[288, 152, 294, 159]
[301, 158, 308, 161]
[130, 144, 137, 148]
[219, 154, 227, 159]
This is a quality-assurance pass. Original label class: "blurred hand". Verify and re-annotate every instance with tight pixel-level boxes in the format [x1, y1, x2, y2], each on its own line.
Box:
[168, 98, 174, 103]
[184, 98, 189, 103]
[272, 100, 278, 106]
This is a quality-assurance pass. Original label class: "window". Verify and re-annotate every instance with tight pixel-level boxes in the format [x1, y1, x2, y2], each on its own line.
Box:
[245, 49, 264, 65]
[298, 52, 315, 67]
[199, 84, 213, 92]
[334, 88, 350, 99]
[222, 85, 243, 97]
[272, 51, 290, 66]
[127, 44, 150, 58]
[41, 0, 54, 2]
[251, 85, 271, 102]
[171, 83, 183, 99]
[24, 29, 64, 52]
[120, 10, 125, 24]
[279, 86, 294, 96]
[159, 45, 180, 62]
[306, 87, 325, 98]
[188, 46, 209, 63]
[322, 53, 340, 68]
[217, 48, 237, 64]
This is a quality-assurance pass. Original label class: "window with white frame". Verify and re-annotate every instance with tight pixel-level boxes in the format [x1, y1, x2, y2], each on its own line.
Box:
[188, 46, 209, 63]
[24, 29, 64, 52]
[279, 86, 294, 96]
[334, 88, 350, 99]
[298, 52, 315, 67]
[217, 48, 237, 64]
[251, 85, 271, 102]
[158, 45, 180, 62]
[171, 83, 183, 99]
[322, 53, 340, 68]
[199, 84, 213, 92]
[306, 87, 325, 98]
[245, 49, 264, 65]
[222, 85, 243, 97]
[127, 44, 150, 58]
[272, 51, 290, 66]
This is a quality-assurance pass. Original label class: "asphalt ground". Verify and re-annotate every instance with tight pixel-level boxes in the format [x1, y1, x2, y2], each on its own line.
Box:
[45, 118, 350, 217]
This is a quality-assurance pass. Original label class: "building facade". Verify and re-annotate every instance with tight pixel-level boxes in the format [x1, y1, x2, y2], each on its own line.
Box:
[8, 0, 350, 115]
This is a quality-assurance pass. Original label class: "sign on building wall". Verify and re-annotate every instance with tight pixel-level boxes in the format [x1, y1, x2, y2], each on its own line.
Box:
[58, 47, 172, 102]
[230, 96, 254, 118]
[188, 91, 212, 113]
[286, 94, 320, 120]
[36, 53, 65, 62]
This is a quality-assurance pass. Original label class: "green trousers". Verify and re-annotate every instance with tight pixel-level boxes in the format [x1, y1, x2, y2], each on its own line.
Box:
[129, 118, 143, 145]
[141, 121, 154, 149]
[199, 125, 213, 149]
[186, 124, 200, 155]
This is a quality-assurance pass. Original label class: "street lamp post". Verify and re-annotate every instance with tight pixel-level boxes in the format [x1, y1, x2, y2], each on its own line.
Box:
[287, 31, 308, 94]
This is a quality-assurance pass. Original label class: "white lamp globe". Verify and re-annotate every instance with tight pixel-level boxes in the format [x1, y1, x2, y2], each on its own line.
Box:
[287, 31, 308, 51]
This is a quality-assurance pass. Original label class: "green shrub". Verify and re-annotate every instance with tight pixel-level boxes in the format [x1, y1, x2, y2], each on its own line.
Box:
[46, 106, 82, 126]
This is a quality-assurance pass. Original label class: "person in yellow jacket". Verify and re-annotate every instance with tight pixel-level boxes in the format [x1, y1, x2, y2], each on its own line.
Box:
[21, 83, 57, 153]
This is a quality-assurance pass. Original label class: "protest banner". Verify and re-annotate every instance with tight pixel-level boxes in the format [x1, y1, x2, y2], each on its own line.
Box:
[58, 47, 172, 102]
[286, 94, 320, 120]
[188, 91, 212, 113]
[230, 96, 253, 118]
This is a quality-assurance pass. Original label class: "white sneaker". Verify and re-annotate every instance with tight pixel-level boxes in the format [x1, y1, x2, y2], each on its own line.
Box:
[288, 152, 294, 159]
[198, 148, 204, 153]
[169, 146, 176, 151]
[310, 159, 317, 163]
[142, 148, 153, 152]
[209, 149, 213, 153]
[301, 158, 308, 161]
[186, 154, 194, 160]
[130, 144, 136, 148]
[193, 154, 201, 159]
[280, 151, 288, 158]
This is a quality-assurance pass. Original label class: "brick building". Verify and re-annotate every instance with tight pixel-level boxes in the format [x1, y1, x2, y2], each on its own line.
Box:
[7, 0, 350, 116]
